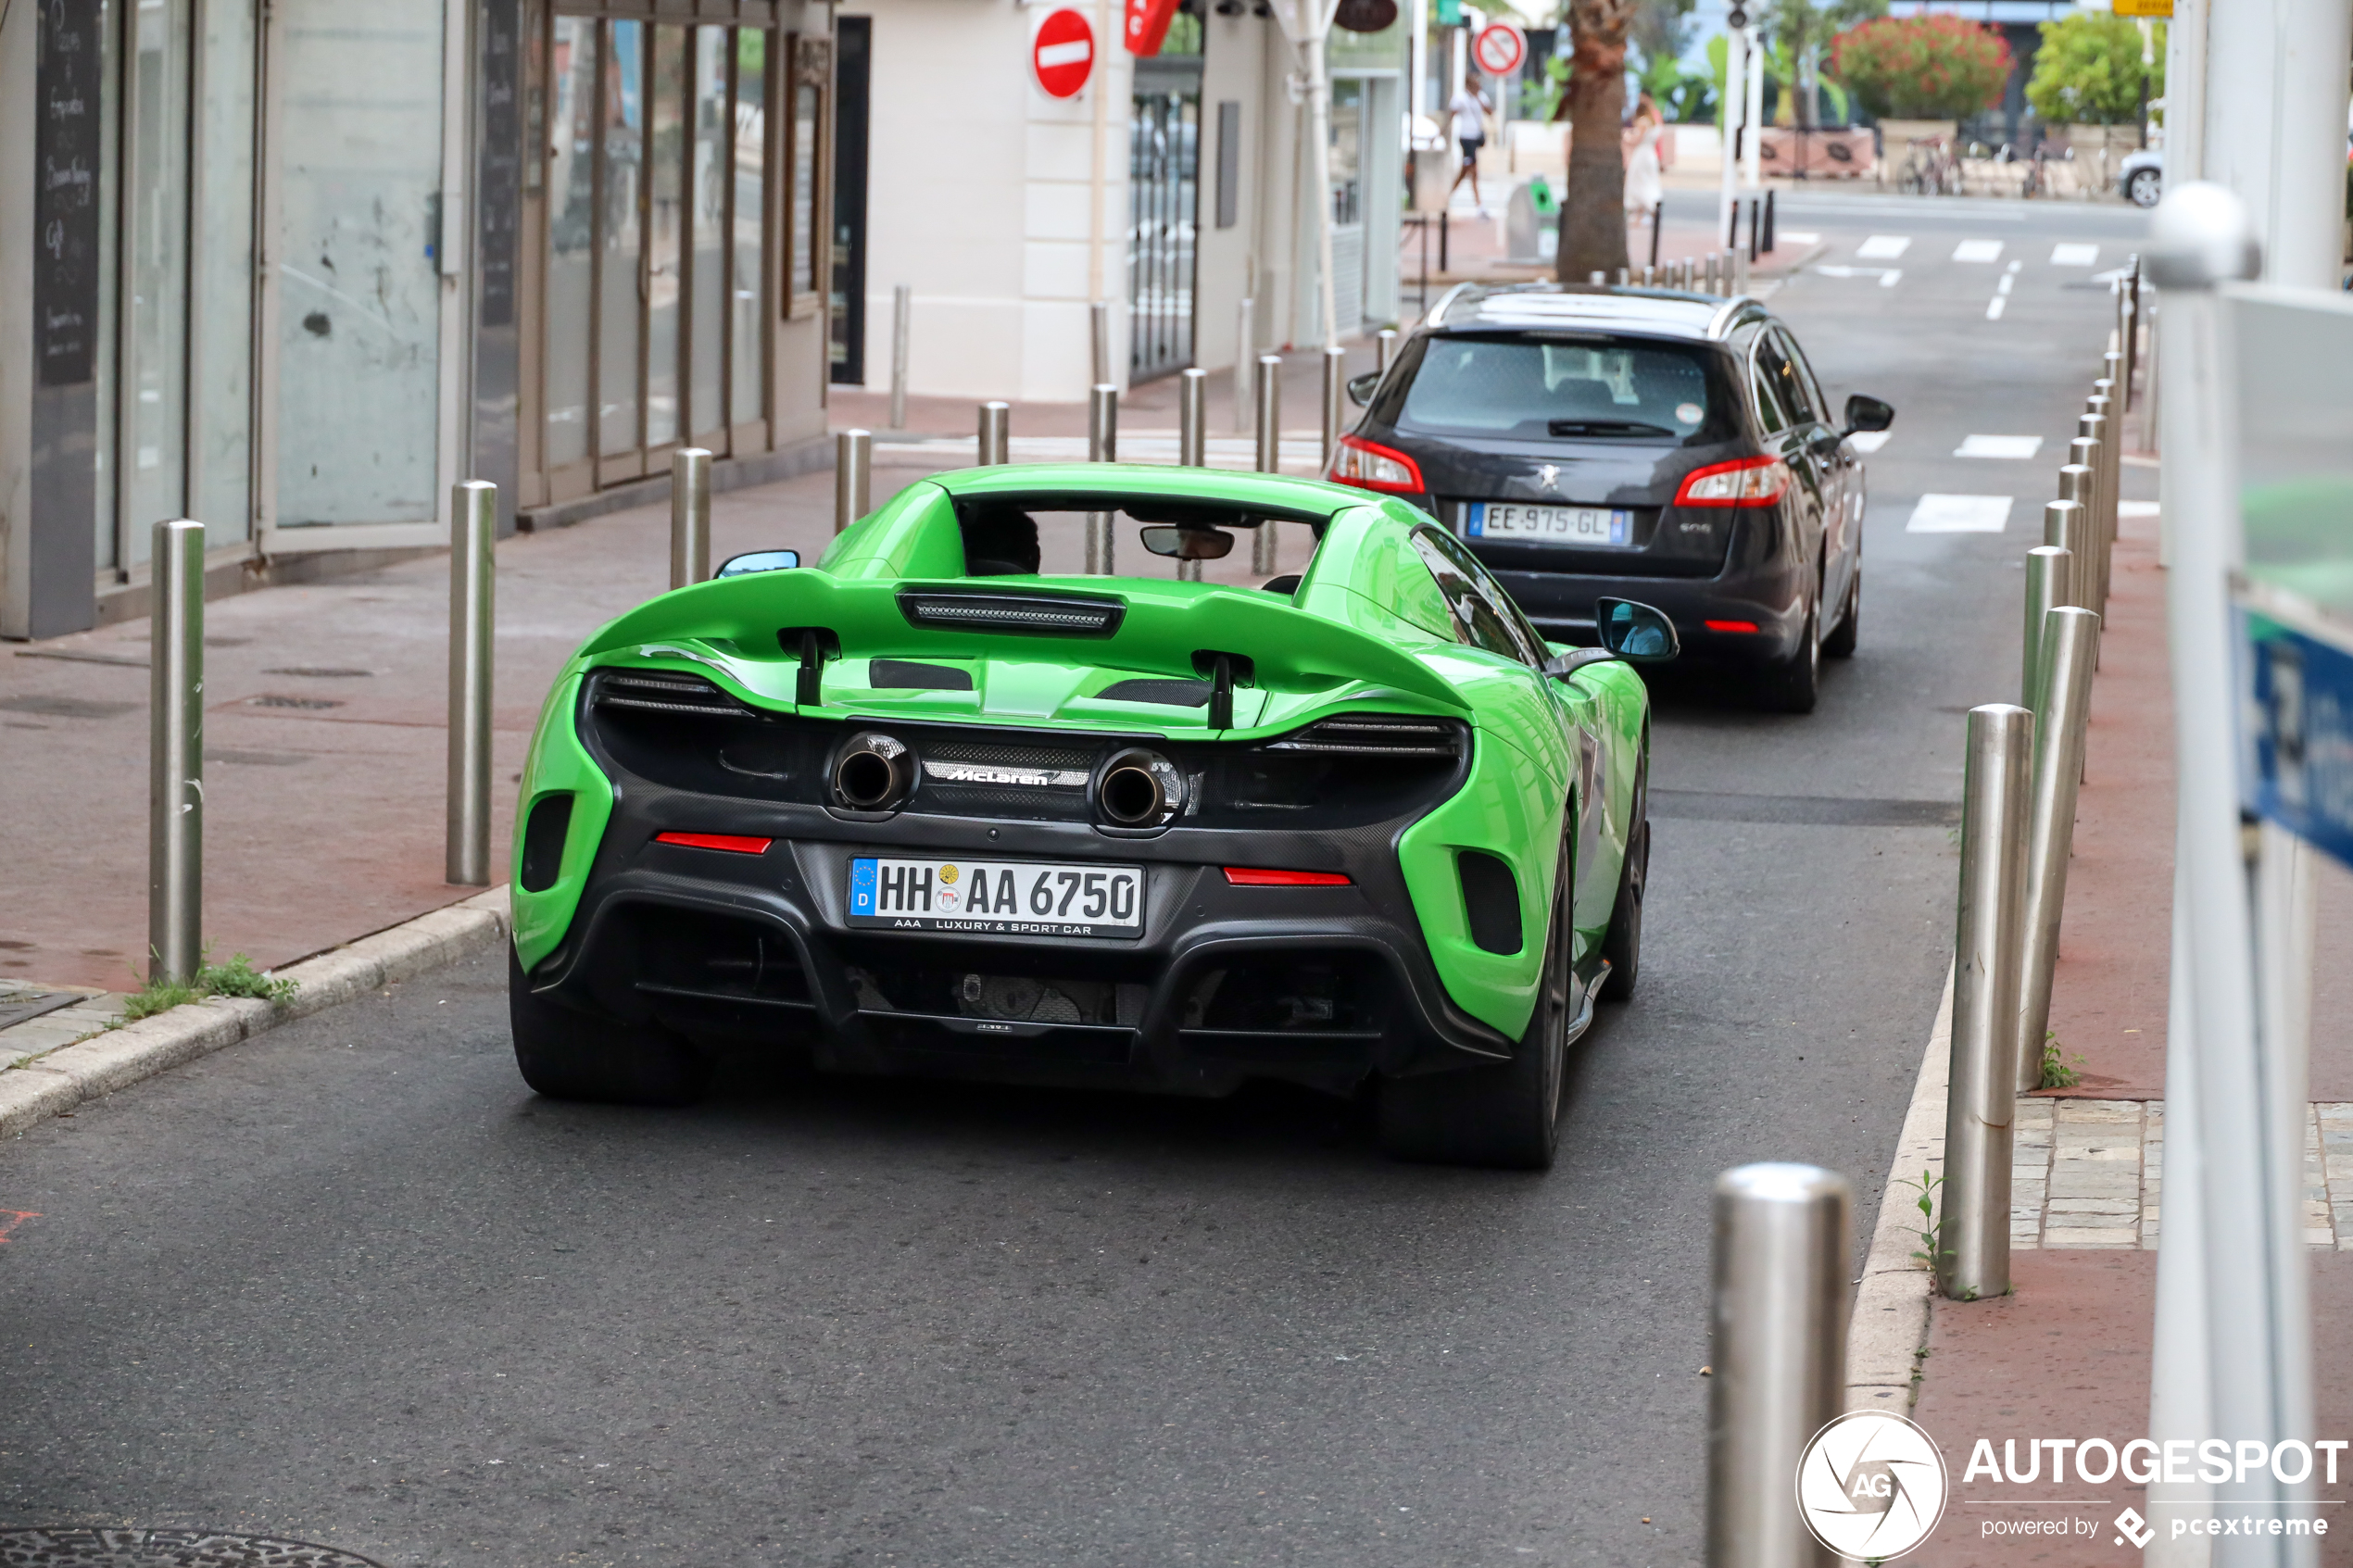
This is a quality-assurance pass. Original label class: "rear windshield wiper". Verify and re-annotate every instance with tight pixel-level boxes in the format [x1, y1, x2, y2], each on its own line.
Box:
[1547, 419, 1677, 438]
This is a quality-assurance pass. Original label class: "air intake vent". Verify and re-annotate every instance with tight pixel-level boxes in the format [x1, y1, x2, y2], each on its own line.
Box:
[592, 670, 755, 717]
[1266, 714, 1466, 758]
[897, 590, 1125, 636]
[1099, 678, 1210, 708]
[1457, 851, 1523, 955]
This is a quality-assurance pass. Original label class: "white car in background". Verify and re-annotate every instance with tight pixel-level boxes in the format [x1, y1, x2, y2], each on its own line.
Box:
[2119, 147, 2163, 207]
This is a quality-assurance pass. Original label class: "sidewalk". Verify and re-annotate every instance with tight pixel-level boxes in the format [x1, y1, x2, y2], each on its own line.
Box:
[1875, 494, 2353, 1562]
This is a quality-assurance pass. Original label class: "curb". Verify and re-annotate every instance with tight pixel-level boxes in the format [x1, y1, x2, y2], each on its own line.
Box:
[1846, 962, 1955, 1414]
[0, 887, 511, 1142]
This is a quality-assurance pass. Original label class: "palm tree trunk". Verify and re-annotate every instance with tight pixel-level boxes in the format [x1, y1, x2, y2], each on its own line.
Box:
[1554, 0, 1634, 282]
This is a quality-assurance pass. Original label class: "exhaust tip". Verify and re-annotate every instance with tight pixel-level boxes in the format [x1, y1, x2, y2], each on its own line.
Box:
[1098, 748, 1181, 827]
[833, 733, 913, 810]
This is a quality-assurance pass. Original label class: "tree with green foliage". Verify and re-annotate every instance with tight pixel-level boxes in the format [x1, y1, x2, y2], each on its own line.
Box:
[1556, 0, 1635, 283]
[1758, 0, 1886, 128]
[2025, 12, 2157, 126]
[1831, 14, 2010, 120]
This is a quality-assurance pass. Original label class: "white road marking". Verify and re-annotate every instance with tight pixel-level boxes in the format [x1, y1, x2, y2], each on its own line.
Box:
[1986, 295, 2007, 320]
[1953, 239, 2006, 263]
[2006, 258, 2022, 272]
[1907, 495, 2014, 533]
[1847, 431, 1894, 454]
[1997, 274, 2015, 295]
[1815, 264, 1902, 287]
[2051, 243, 2100, 266]
[1857, 234, 1911, 259]
[1955, 435, 2043, 459]
[1780, 231, 1822, 245]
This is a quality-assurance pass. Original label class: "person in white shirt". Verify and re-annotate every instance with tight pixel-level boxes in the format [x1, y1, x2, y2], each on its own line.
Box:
[1448, 82, 1491, 208]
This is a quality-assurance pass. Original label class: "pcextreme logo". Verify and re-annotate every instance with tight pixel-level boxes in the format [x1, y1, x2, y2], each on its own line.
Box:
[1796, 1412, 1949, 1561]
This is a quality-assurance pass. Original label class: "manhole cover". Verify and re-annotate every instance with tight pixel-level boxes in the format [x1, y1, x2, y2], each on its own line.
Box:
[260, 668, 372, 679]
[246, 695, 345, 710]
[0, 1531, 384, 1567]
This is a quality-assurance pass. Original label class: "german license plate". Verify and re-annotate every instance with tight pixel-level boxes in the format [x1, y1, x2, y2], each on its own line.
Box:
[1468, 502, 1633, 545]
[847, 856, 1143, 936]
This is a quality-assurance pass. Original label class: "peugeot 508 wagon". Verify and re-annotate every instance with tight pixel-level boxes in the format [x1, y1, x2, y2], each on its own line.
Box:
[1326, 283, 1894, 712]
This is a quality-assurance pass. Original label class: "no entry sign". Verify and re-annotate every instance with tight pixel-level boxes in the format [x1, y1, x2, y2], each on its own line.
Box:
[1472, 21, 1526, 76]
[1033, 8, 1096, 98]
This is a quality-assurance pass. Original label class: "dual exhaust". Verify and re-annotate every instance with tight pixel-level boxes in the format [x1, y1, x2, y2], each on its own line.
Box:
[830, 732, 1181, 827]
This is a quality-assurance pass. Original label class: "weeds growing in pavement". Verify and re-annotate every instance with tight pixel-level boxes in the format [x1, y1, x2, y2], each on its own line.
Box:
[121, 952, 299, 1021]
[2037, 1032, 2084, 1091]
[1901, 1169, 1951, 1270]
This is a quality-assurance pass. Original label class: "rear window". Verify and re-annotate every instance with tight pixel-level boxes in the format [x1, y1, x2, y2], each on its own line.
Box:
[1385, 333, 1734, 444]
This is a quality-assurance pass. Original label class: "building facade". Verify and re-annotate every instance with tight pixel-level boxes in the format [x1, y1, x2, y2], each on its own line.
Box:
[826, 0, 1403, 402]
[1, 0, 834, 642]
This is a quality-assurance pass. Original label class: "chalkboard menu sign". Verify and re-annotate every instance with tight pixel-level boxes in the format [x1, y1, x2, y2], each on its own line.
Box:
[476, 0, 520, 330]
[35, 0, 105, 389]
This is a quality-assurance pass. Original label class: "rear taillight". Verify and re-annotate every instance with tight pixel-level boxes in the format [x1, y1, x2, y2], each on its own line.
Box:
[1673, 454, 1792, 508]
[1224, 867, 1353, 886]
[654, 831, 774, 854]
[1327, 435, 1426, 495]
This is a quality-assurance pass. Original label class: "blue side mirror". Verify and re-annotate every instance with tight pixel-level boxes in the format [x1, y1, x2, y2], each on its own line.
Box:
[714, 549, 800, 578]
[1595, 597, 1680, 662]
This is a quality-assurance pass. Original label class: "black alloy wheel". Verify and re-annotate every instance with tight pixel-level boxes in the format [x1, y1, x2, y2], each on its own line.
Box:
[509, 947, 711, 1106]
[1822, 561, 1860, 659]
[1378, 844, 1573, 1170]
[1759, 592, 1821, 713]
[1599, 748, 1648, 1001]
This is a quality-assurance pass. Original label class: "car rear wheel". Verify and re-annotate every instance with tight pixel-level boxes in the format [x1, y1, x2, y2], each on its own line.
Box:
[1822, 563, 1859, 659]
[1757, 595, 1820, 713]
[510, 947, 711, 1106]
[1599, 755, 1648, 1002]
[2126, 169, 2161, 208]
[1378, 846, 1571, 1170]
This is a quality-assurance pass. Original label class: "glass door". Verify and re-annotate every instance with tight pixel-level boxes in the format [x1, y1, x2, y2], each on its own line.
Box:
[1127, 37, 1202, 384]
[1327, 77, 1366, 341]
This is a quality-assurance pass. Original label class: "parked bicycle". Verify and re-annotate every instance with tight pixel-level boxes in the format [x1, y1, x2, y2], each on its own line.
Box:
[1894, 137, 1961, 197]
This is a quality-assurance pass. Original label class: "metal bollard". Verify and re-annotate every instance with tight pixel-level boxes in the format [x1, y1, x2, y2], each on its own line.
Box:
[1706, 1162, 1852, 1568]
[670, 447, 711, 590]
[2062, 442, 2102, 610]
[1321, 345, 1347, 469]
[2077, 410, 2113, 615]
[1588, 270, 1606, 286]
[1233, 297, 1255, 433]
[1731, 247, 1749, 297]
[2017, 606, 2101, 1094]
[1642, 263, 1656, 287]
[1252, 354, 1281, 573]
[835, 429, 872, 533]
[447, 481, 497, 887]
[148, 518, 206, 984]
[2042, 497, 2088, 612]
[976, 401, 1010, 467]
[1704, 254, 1720, 295]
[1940, 703, 2033, 1300]
[1614, 266, 1629, 286]
[2121, 259, 2142, 411]
[888, 284, 911, 431]
[1090, 299, 1113, 387]
[1086, 383, 1118, 575]
[1376, 327, 1396, 375]
[2021, 545, 2070, 710]
[2090, 383, 2122, 583]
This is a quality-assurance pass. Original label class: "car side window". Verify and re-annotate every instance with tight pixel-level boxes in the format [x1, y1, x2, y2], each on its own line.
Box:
[1747, 333, 1792, 435]
[1412, 529, 1541, 666]
[1772, 327, 1828, 424]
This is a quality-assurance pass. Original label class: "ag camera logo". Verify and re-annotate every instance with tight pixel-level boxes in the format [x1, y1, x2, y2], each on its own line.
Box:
[1796, 1411, 1949, 1560]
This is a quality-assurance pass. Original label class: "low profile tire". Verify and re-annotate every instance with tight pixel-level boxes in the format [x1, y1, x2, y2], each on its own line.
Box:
[509, 947, 711, 1106]
[1599, 755, 1649, 1002]
[1378, 847, 1572, 1171]
[1821, 564, 1860, 659]
[1757, 594, 1821, 714]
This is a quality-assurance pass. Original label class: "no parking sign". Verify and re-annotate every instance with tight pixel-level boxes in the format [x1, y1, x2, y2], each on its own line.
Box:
[1472, 21, 1525, 77]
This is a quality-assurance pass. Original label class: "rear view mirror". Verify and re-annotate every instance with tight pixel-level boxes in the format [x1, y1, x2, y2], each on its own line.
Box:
[1595, 597, 1680, 662]
[1346, 370, 1382, 407]
[1139, 525, 1235, 561]
[714, 549, 801, 578]
[1842, 394, 1894, 434]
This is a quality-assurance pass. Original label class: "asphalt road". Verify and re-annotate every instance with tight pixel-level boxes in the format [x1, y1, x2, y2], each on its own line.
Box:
[0, 194, 2151, 1568]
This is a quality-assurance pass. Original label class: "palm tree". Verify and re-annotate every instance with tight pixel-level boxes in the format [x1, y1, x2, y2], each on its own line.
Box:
[1554, 0, 1636, 283]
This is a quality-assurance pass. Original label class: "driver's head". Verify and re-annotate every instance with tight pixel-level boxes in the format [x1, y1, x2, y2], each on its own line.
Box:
[961, 506, 1041, 576]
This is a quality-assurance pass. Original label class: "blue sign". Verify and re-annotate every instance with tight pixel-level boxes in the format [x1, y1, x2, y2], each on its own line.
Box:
[849, 858, 877, 916]
[2239, 605, 2353, 872]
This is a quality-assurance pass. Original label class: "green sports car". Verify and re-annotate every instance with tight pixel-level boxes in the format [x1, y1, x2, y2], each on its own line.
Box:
[506, 463, 1671, 1169]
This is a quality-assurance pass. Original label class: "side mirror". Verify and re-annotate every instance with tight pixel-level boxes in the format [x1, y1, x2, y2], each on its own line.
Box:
[1139, 525, 1235, 561]
[1346, 370, 1382, 408]
[1842, 394, 1894, 434]
[1595, 596, 1680, 662]
[714, 549, 801, 578]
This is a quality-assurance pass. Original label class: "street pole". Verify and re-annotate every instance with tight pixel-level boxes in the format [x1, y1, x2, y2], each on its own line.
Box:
[1253, 354, 1281, 574]
[835, 429, 872, 533]
[148, 519, 205, 985]
[888, 284, 912, 430]
[1940, 702, 2032, 1301]
[1234, 297, 1255, 433]
[446, 481, 497, 888]
[1376, 327, 1396, 374]
[1178, 368, 1208, 583]
[1718, 10, 1747, 252]
[1090, 299, 1113, 386]
[977, 402, 1010, 467]
[2017, 606, 2100, 1094]
[1320, 345, 1347, 470]
[1705, 1162, 1849, 1568]
[670, 447, 711, 590]
[1302, 25, 1340, 352]
[1743, 37, 1765, 190]
[1087, 383, 1118, 575]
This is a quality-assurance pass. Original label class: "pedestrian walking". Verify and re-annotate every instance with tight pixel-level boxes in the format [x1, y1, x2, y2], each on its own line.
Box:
[1623, 93, 1665, 235]
[1449, 82, 1492, 213]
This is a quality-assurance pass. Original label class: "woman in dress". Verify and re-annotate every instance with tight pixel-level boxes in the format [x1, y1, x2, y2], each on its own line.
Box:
[1623, 92, 1665, 238]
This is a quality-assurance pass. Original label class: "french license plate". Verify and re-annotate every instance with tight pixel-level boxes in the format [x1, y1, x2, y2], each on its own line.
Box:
[1468, 502, 1633, 546]
[847, 856, 1143, 937]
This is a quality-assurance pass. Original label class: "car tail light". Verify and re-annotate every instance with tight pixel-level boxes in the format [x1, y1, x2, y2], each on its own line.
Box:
[1704, 619, 1761, 633]
[654, 831, 774, 854]
[1327, 435, 1425, 495]
[1265, 714, 1465, 758]
[1673, 454, 1793, 508]
[1224, 867, 1353, 886]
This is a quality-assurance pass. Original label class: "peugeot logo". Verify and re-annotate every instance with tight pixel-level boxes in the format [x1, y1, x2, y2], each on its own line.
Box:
[1536, 462, 1561, 491]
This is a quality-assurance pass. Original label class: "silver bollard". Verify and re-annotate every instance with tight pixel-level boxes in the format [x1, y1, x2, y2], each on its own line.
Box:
[2043, 496, 2089, 611]
[1252, 354, 1281, 573]
[1375, 327, 1396, 374]
[1642, 263, 1656, 287]
[1177, 369, 1208, 583]
[2062, 443, 2101, 608]
[1086, 383, 1118, 575]
[1706, 1162, 1852, 1568]
[1090, 299, 1113, 387]
[1731, 246, 1749, 297]
[2075, 414, 2112, 615]
[888, 284, 912, 431]
[447, 481, 497, 887]
[2021, 546, 2070, 709]
[670, 447, 711, 590]
[1587, 270, 1605, 286]
[835, 429, 872, 534]
[1940, 702, 2032, 1300]
[1704, 254, 1720, 295]
[148, 518, 205, 985]
[1233, 297, 1256, 433]
[1614, 266, 1629, 285]
[1321, 345, 1347, 469]
[2017, 606, 2101, 1094]
[977, 401, 1010, 467]
[2087, 391, 2121, 608]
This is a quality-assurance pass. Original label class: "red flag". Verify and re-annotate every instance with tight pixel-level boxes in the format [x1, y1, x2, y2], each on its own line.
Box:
[1124, 0, 1182, 56]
